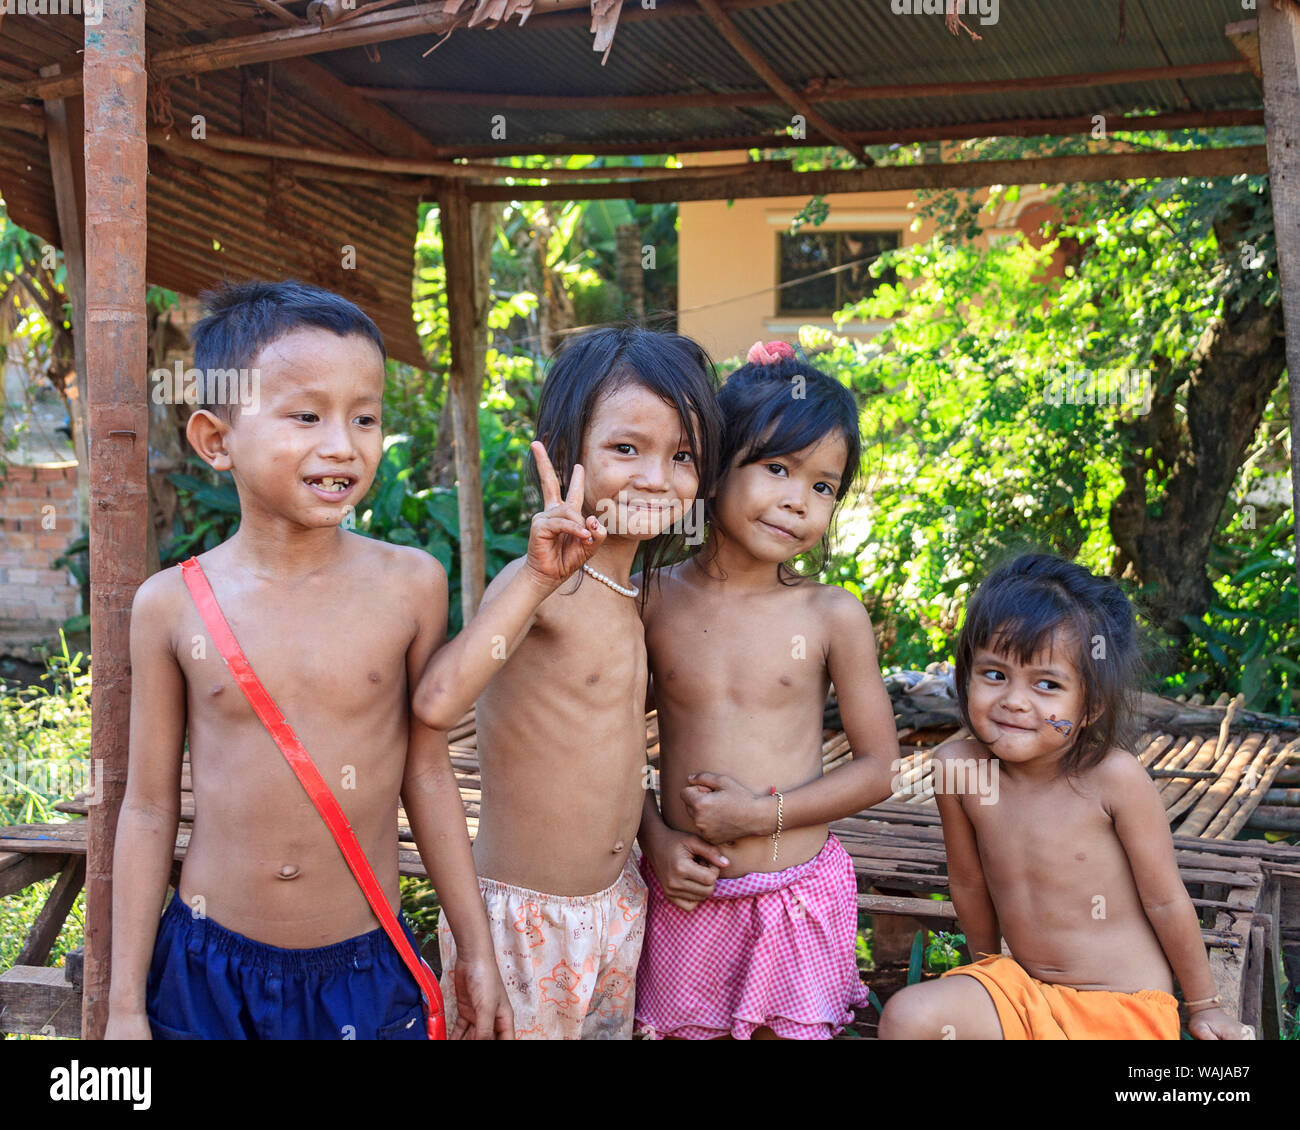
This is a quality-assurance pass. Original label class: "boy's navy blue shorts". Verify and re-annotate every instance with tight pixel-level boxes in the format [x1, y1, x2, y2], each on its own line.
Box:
[145, 892, 428, 1040]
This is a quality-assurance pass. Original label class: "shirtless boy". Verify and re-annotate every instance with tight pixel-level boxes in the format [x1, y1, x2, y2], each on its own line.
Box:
[105, 281, 511, 1040]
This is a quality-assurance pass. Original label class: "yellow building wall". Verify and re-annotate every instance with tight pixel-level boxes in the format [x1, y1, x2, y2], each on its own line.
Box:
[676, 150, 1061, 365]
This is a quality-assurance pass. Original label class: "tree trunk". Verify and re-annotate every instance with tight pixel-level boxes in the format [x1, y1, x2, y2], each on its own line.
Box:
[1110, 296, 1286, 639]
[616, 222, 645, 324]
[533, 204, 574, 356]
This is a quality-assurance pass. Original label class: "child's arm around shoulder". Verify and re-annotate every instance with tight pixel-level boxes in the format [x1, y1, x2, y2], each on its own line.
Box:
[106, 568, 189, 1039]
[412, 442, 603, 730]
[932, 737, 1002, 963]
[684, 584, 900, 841]
[1101, 750, 1251, 1039]
[396, 547, 512, 1039]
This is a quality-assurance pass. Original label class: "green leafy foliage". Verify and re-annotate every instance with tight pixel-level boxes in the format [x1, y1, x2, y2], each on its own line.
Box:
[802, 127, 1292, 712]
[0, 632, 90, 826]
[907, 929, 925, 986]
[161, 457, 241, 565]
[358, 412, 532, 635]
[0, 635, 90, 974]
[925, 930, 966, 973]
[1174, 516, 1298, 713]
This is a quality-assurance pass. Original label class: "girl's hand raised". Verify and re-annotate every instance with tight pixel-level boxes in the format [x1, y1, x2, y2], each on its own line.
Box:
[524, 441, 606, 587]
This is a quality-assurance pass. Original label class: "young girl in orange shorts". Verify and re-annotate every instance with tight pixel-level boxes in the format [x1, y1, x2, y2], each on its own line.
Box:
[880, 554, 1250, 1040]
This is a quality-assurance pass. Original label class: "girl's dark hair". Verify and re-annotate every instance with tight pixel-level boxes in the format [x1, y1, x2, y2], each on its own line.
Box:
[530, 326, 722, 600]
[712, 353, 862, 582]
[954, 552, 1141, 776]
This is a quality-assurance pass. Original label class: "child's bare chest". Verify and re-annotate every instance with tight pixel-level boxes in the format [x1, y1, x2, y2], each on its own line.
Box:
[649, 595, 825, 711]
[179, 590, 413, 726]
[966, 778, 1116, 886]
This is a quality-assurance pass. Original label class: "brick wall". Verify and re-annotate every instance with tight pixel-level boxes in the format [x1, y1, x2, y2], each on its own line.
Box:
[0, 462, 82, 657]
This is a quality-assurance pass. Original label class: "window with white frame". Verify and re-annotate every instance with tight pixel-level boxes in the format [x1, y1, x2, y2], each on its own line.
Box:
[776, 229, 900, 317]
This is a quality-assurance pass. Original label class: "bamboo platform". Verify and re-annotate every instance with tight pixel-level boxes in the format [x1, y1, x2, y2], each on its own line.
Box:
[2, 695, 1297, 1037]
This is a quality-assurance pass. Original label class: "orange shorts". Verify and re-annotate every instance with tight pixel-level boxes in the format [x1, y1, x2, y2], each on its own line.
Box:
[941, 955, 1180, 1040]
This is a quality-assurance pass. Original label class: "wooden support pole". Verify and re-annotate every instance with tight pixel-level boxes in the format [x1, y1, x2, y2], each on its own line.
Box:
[694, 0, 870, 165]
[1261, 0, 1300, 631]
[82, 0, 149, 1041]
[439, 181, 488, 622]
[41, 65, 88, 537]
[469, 145, 1270, 204]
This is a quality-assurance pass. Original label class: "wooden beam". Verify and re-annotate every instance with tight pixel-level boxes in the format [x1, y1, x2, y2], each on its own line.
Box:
[148, 130, 436, 192]
[16, 855, 85, 967]
[0, 966, 83, 1038]
[694, 0, 870, 165]
[467, 145, 1270, 204]
[415, 108, 1266, 161]
[146, 126, 789, 184]
[148, 1, 565, 81]
[1261, 0, 1300, 637]
[82, 0, 149, 1042]
[439, 181, 488, 621]
[41, 68, 88, 536]
[353, 59, 1256, 111]
[0, 851, 65, 898]
[1227, 18, 1263, 80]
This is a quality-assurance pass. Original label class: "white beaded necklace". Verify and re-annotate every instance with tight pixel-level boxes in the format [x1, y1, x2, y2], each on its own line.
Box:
[582, 563, 640, 599]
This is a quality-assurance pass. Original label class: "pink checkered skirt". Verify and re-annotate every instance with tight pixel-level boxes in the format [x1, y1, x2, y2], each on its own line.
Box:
[634, 835, 869, 1040]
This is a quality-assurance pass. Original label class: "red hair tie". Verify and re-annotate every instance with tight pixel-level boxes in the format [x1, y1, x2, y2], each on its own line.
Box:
[746, 340, 796, 366]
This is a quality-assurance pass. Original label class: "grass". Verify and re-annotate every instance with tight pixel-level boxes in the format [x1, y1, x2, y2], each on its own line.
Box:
[1, 635, 91, 1037]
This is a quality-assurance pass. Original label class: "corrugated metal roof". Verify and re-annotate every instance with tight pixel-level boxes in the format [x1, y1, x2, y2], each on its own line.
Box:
[0, 0, 1268, 364]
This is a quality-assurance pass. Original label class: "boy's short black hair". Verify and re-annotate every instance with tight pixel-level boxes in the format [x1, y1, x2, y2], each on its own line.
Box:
[713, 354, 862, 581]
[954, 552, 1142, 776]
[189, 280, 386, 418]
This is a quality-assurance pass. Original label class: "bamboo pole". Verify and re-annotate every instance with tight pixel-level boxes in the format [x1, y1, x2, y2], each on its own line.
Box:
[331, 108, 1265, 162]
[1165, 737, 1242, 825]
[1177, 735, 1264, 838]
[82, 0, 149, 1041]
[468, 146, 1270, 204]
[147, 127, 788, 184]
[1205, 735, 1279, 838]
[439, 181, 487, 621]
[1261, 0, 1300, 635]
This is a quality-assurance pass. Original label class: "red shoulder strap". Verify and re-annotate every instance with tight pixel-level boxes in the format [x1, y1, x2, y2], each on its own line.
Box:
[179, 556, 445, 1040]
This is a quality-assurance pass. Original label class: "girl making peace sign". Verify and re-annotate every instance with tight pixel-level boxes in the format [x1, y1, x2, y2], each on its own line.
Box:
[414, 326, 722, 1039]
